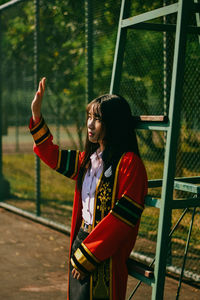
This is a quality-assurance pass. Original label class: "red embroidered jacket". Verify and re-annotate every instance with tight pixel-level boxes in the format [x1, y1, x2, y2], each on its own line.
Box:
[29, 117, 148, 300]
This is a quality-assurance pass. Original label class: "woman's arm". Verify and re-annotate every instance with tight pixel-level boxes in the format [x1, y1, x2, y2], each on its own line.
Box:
[29, 78, 81, 180]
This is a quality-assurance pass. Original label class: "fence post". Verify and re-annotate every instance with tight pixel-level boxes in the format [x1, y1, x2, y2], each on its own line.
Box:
[34, 0, 41, 216]
[85, 0, 93, 103]
[0, 12, 10, 201]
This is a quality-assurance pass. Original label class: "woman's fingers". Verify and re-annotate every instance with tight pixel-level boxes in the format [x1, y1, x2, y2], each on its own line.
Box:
[36, 77, 46, 102]
[36, 77, 45, 98]
[39, 81, 42, 95]
[72, 268, 83, 280]
[41, 77, 46, 96]
[33, 90, 41, 103]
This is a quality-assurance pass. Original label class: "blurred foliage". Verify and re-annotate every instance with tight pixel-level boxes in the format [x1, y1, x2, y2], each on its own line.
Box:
[1, 0, 200, 154]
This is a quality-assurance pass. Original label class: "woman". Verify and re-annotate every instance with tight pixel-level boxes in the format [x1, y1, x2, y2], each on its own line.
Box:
[30, 77, 148, 300]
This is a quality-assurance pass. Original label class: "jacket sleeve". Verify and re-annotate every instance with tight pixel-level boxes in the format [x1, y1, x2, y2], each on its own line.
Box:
[70, 153, 148, 275]
[29, 116, 81, 180]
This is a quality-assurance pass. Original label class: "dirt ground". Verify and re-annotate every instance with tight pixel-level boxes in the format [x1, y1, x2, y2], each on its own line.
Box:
[0, 208, 200, 300]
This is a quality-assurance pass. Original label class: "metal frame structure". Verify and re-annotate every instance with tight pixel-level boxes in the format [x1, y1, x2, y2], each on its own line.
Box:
[110, 0, 200, 299]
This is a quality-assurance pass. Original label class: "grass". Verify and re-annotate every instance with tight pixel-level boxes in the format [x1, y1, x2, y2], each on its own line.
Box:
[3, 153, 75, 225]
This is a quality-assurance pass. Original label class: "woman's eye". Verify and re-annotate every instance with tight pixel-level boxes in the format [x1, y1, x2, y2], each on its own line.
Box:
[95, 116, 101, 121]
[88, 114, 101, 122]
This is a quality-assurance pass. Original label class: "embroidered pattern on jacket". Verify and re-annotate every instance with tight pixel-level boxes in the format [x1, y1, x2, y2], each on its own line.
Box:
[95, 182, 112, 222]
[91, 162, 120, 300]
[92, 259, 111, 300]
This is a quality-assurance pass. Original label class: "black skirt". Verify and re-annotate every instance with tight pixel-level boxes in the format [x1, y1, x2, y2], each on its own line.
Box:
[69, 228, 90, 300]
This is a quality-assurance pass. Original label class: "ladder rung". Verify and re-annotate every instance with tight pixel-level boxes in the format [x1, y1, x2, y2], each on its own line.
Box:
[121, 3, 178, 29]
[0, 0, 26, 12]
[136, 123, 169, 131]
[148, 179, 163, 188]
[148, 177, 200, 194]
[134, 115, 168, 122]
[127, 258, 155, 286]
[174, 180, 200, 194]
[171, 197, 200, 209]
[175, 176, 200, 184]
[133, 115, 169, 131]
[145, 196, 161, 208]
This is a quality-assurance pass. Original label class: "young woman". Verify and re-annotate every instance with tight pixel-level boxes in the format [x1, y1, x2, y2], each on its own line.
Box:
[30, 77, 148, 300]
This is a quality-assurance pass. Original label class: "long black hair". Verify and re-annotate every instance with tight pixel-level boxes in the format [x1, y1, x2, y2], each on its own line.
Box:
[77, 94, 140, 190]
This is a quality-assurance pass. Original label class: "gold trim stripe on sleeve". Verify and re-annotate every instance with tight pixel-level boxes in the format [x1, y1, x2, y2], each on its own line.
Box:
[71, 151, 80, 179]
[81, 243, 100, 264]
[92, 172, 103, 229]
[55, 150, 62, 170]
[109, 257, 112, 299]
[123, 194, 144, 211]
[90, 275, 93, 300]
[111, 154, 125, 208]
[36, 134, 51, 146]
[30, 117, 43, 132]
[74, 249, 96, 272]
[32, 124, 49, 141]
[110, 210, 135, 228]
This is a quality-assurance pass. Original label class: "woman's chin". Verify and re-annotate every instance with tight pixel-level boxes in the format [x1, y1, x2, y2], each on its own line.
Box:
[88, 137, 97, 144]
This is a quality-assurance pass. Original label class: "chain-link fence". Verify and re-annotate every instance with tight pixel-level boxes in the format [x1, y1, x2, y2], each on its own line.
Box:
[0, 0, 200, 285]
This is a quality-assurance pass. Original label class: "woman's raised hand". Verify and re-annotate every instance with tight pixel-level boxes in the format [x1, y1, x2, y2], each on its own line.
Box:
[31, 77, 46, 122]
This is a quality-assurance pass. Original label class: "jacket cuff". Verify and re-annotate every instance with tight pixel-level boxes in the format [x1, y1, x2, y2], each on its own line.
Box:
[71, 242, 100, 274]
[29, 116, 51, 146]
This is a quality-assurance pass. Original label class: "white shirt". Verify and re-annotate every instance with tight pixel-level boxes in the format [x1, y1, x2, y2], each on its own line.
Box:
[81, 149, 103, 225]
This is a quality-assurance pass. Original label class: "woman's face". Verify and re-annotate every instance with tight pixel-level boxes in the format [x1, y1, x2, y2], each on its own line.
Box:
[87, 105, 105, 150]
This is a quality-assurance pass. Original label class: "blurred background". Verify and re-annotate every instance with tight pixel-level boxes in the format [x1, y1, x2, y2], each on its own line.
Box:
[0, 0, 200, 285]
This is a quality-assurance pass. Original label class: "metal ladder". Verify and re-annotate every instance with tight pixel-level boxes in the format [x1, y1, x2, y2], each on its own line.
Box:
[109, 0, 200, 299]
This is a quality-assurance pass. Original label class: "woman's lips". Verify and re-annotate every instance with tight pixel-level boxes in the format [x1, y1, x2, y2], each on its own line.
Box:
[88, 131, 94, 137]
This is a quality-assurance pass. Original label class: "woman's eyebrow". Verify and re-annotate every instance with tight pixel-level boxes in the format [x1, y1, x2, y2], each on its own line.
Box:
[94, 113, 101, 118]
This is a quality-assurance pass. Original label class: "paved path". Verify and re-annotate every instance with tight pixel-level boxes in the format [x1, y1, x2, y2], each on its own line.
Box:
[0, 208, 200, 300]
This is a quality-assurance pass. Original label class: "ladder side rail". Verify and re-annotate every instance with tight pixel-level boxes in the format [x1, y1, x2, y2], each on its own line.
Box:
[171, 197, 200, 209]
[152, 1, 192, 299]
[109, 0, 131, 94]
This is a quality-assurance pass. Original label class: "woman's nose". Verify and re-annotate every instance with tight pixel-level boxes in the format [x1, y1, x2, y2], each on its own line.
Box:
[88, 118, 95, 129]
